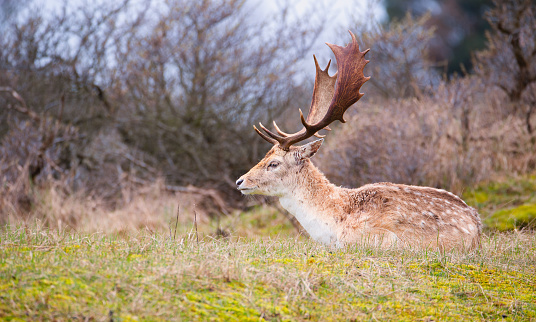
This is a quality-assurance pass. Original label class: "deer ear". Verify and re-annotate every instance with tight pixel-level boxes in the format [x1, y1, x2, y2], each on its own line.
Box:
[298, 139, 323, 160]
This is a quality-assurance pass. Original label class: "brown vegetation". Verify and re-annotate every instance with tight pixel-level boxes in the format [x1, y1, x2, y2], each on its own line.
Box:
[474, 0, 536, 133]
[1, 0, 535, 230]
[0, 0, 323, 225]
[317, 0, 535, 195]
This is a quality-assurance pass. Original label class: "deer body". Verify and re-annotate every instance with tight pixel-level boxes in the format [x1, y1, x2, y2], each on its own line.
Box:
[237, 32, 482, 249]
[237, 142, 482, 249]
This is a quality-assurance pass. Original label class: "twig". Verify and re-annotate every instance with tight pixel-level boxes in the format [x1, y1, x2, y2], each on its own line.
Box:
[0, 86, 40, 122]
[126, 177, 229, 216]
[122, 152, 158, 175]
[58, 94, 65, 123]
[165, 184, 229, 215]
[173, 205, 179, 241]
[194, 205, 199, 245]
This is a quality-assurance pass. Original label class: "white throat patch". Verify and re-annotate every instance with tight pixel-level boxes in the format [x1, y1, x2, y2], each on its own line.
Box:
[279, 196, 337, 246]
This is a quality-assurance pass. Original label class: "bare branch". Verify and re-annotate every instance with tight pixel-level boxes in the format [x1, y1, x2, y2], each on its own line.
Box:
[0, 87, 40, 122]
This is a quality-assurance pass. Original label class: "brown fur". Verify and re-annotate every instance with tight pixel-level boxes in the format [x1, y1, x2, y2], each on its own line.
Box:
[237, 142, 482, 250]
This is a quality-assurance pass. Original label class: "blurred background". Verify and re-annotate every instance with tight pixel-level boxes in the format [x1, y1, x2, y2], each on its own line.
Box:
[1, 0, 535, 234]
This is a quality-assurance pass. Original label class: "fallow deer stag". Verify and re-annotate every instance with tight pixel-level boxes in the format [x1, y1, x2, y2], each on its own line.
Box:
[236, 32, 482, 249]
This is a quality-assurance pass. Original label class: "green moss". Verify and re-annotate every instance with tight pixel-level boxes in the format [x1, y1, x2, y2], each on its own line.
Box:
[212, 205, 299, 238]
[463, 175, 536, 230]
[485, 203, 536, 231]
[473, 191, 490, 204]
[463, 175, 536, 211]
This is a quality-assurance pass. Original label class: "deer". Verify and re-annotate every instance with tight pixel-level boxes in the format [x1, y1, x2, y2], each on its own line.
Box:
[236, 32, 482, 250]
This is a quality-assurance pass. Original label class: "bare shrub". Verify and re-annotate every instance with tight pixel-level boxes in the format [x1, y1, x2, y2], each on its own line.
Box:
[113, 0, 323, 192]
[0, 88, 160, 222]
[0, 0, 141, 215]
[316, 96, 466, 192]
[0, 0, 325, 220]
[473, 0, 536, 133]
[1, 178, 212, 233]
[314, 2, 536, 194]
[317, 73, 536, 194]
[352, 14, 440, 99]
[0, 1, 130, 131]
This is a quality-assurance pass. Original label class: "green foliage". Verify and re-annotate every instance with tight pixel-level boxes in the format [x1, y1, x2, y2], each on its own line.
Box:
[463, 175, 536, 213]
[486, 204, 536, 231]
[463, 175, 536, 231]
[216, 206, 298, 238]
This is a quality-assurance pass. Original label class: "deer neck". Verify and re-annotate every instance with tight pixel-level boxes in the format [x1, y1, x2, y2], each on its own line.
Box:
[278, 161, 342, 246]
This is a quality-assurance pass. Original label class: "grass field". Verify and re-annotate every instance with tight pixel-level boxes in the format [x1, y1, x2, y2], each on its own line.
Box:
[1, 223, 535, 321]
[1, 175, 536, 321]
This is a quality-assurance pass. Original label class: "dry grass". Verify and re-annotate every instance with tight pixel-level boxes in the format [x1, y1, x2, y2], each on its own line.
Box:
[317, 77, 536, 195]
[0, 176, 299, 241]
[0, 179, 217, 234]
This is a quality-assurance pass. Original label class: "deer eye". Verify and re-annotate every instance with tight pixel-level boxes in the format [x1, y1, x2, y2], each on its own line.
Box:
[267, 161, 280, 170]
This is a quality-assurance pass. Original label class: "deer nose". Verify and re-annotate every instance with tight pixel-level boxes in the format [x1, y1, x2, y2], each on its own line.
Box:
[236, 178, 244, 187]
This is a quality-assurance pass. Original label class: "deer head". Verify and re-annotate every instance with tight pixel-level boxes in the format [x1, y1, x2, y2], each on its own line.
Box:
[237, 31, 370, 196]
[236, 139, 323, 196]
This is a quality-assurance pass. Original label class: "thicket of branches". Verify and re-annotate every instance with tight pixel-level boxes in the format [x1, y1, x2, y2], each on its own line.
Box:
[0, 0, 535, 225]
[0, 0, 323, 219]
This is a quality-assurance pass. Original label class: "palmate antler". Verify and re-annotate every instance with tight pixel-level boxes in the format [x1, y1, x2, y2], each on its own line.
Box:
[255, 31, 370, 150]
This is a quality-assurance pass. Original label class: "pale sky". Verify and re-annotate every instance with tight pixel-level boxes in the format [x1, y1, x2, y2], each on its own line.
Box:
[35, 0, 386, 38]
[260, 0, 386, 38]
[257, 0, 386, 77]
[29, 0, 385, 79]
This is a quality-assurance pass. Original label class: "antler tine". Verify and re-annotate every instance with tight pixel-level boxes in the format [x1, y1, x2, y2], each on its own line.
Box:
[254, 31, 369, 150]
[299, 108, 308, 127]
[254, 125, 278, 145]
[272, 121, 290, 137]
[258, 122, 285, 140]
[315, 55, 331, 74]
